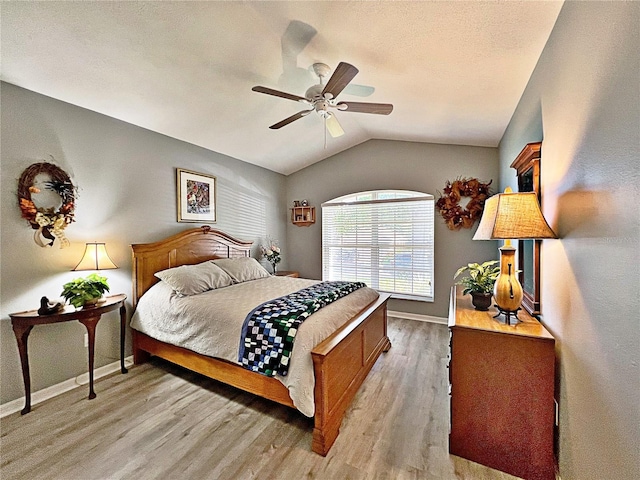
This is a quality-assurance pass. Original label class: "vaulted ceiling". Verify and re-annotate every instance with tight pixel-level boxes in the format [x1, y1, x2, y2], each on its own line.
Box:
[1, 1, 563, 175]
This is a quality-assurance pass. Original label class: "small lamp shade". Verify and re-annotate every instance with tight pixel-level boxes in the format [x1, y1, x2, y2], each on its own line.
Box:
[473, 191, 557, 240]
[473, 189, 556, 324]
[73, 243, 118, 271]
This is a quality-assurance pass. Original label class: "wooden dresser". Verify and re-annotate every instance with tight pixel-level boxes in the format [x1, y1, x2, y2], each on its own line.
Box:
[448, 286, 556, 480]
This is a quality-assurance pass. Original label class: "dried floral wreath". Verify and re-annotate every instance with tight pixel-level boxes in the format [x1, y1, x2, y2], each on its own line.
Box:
[435, 177, 492, 231]
[18, 162, 77, 248]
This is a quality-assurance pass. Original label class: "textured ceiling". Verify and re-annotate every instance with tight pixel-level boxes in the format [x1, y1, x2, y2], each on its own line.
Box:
[1, 1, 563, 175]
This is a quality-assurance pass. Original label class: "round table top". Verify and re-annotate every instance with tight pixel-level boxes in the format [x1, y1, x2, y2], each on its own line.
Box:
[9, 293, 126, 321]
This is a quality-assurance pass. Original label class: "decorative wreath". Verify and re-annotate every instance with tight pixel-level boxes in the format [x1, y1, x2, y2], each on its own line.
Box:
[18, 162, 77, 248]
[436, 177, 492, 231]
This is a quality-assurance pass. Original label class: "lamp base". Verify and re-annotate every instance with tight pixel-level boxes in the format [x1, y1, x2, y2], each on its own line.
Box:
[493, 306, 521, 326]
[492, 243, 523, 326]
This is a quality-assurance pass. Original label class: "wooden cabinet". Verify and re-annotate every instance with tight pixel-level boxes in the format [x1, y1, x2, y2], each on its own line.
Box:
[291, 206, 315, 226]
[448, 286, 556, 480]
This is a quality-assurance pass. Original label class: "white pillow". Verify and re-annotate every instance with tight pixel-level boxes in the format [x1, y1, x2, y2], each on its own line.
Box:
[155, 261, 234, 296]
[213, 257, 270, 283]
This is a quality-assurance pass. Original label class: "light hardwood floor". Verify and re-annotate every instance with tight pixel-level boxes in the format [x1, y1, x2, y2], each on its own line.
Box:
[1, 318, 522, 480]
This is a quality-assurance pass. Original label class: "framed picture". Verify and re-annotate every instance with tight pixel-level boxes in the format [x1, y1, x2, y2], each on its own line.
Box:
[176, 168, 216, 223]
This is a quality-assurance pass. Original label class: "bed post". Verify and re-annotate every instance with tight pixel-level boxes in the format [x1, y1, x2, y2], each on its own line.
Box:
[132, 330, 151, 364]
[311, 294, 391, 455]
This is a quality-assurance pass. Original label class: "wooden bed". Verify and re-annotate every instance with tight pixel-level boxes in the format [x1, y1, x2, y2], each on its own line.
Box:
[131, 226, 391, 455]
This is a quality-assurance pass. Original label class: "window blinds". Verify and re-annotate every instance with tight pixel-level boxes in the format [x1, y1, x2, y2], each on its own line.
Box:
[322, 192, 434, 301]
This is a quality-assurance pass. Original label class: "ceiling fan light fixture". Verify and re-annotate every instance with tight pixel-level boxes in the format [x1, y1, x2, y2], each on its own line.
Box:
[326, 113, 344, 138]
[315, 100, 330, 114]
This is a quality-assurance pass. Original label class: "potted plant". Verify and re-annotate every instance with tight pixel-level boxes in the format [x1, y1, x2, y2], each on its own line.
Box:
[454, 260, 500, 311]
[61, 273, 110, 309]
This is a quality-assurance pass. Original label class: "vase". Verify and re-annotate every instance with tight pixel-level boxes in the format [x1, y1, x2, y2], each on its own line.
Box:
[470, 292, 492, 311]
[271, 263, 277, 274]
[82, 297, 106, 309]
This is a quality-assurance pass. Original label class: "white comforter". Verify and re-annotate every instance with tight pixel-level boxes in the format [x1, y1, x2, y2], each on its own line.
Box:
[130, 276, 379, 416]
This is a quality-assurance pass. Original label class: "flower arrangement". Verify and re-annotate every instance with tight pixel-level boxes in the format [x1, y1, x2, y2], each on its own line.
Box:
[435, 177, 492, 231]
[260, 238, 281, 274]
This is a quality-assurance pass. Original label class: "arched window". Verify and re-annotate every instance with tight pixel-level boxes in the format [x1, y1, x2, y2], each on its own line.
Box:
[322, 190, 434, 301]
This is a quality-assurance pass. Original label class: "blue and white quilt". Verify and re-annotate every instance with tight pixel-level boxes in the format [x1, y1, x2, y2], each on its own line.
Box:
[238, 281, 366, 376]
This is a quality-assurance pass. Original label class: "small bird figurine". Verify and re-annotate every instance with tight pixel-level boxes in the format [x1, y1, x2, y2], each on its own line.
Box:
[37, 296, 64, 315]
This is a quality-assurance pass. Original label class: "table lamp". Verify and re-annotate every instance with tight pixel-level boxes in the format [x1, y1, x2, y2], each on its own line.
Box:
[473, 187, 557, 324]
[73, 242, 118, 271]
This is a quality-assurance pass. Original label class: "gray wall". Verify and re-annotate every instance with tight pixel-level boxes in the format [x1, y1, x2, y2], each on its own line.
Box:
[285, 139, 500, 318]
[0, 84, 499, 405]
[0, 83, 288, 405]
[498, 2, 640, 479]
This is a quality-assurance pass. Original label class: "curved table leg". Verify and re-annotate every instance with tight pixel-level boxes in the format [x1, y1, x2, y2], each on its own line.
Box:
[78, 316, 100, 400]
[12, 323, 34, 414]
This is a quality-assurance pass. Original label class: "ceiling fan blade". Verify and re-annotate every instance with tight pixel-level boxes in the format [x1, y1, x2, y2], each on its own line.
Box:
[279, 21, 317, 91]
[252, 86, 307, 102]
[269, 109, 312, 130]
[322, 62, 359, 98]
[337, 101, 394, 115]
[325, 113, 345, 138]
[343, 84, 375, 97]
[282, 21, 317, 66]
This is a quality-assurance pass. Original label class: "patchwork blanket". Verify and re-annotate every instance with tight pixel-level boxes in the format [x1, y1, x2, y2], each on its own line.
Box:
[239, 281, 366, 376]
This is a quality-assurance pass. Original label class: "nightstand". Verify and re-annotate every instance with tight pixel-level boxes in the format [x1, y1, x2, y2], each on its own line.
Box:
[9, 294, 128, 414]
[275, 271, 299, 278]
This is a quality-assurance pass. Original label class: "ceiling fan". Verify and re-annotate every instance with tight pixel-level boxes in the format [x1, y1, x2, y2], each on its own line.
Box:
[252, 62, 393, 138]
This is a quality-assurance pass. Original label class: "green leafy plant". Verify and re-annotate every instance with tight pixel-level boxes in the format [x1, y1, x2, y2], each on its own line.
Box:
[61, 273, 110, 308]
[454, 260, 500, 295]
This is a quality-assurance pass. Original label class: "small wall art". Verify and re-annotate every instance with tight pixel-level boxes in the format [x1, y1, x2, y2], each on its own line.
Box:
[176, 168, 216, 223]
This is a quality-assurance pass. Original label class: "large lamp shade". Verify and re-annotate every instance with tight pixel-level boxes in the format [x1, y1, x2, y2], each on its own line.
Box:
[73, 243, 118, 271]
[473, 191, 557, 241]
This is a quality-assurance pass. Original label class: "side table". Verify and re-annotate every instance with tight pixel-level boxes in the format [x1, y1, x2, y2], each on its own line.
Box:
[274, 271, 299, 278]
[9, 293, 128, 414]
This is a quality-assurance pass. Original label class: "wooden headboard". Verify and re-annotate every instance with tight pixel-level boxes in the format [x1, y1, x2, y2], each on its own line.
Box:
[131, 226, 252, 307]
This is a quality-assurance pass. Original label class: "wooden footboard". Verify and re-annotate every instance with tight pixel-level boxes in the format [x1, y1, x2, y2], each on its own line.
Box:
[311, 293, 391, 455]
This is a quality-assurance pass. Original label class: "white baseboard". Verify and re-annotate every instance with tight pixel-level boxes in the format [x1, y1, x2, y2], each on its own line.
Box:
[0, 356, 133, 418]
[388, 310, 448, 325]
